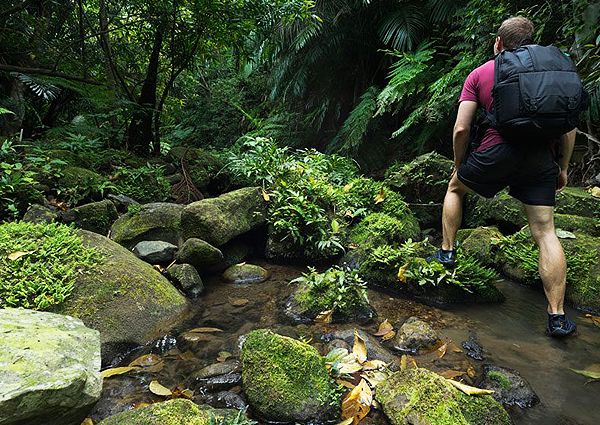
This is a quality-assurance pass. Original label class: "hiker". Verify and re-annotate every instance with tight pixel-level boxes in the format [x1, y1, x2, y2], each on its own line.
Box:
[428, 16, 588, 337]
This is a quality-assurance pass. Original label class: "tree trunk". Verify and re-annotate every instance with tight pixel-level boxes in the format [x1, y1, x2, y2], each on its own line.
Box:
[126, 26, 163, 156]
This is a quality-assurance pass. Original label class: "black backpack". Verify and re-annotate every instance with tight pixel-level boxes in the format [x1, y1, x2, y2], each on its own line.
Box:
[488, 44, 588, 141]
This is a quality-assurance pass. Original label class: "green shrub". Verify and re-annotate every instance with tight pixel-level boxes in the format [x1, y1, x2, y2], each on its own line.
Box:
[291, 266, 369, 317]
[56, 166, 113, 206]
[112, 164, 171, 203]
[0, 221, 101, 310]
[0, 161, 43, 220]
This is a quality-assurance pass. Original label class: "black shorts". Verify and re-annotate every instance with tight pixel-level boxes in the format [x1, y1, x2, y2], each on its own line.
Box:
[457, 143, 560, 206]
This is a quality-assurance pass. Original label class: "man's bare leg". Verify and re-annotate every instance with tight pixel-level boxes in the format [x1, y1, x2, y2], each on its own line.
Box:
[441, 172, 472, 250]
[524, 204, 566, 314]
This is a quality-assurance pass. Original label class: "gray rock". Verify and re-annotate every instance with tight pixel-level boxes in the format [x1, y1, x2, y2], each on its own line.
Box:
[479, 365, 539, 408]
[181, 187, 267, 246]
[107, 194, 139, 213]
[222, 263, 270, 284]
[393, 317, 440, 353]
[166, 263, 204, 295]
[61, 200, 119, 235]
[110, 202, 183, 249]
[0, 308, 102, 425]
[323, 329, 398, 369]
[194, 373, 242, 391]
[191, 361, 241, 380]
[462, 333, 485, 361]
[22, 204, 58, 224]
[132, 240, 178, 264]
[176, 238, 223, 271]
[205, 391, 248, 410]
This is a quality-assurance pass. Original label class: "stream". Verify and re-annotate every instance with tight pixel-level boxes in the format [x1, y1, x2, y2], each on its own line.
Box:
[90, 261, 600, 425]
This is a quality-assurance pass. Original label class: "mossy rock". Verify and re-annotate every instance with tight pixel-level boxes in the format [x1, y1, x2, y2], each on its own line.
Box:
[181, 187, 267, 246]
[22, 204, 58, 224]
[110, 202, 183, 249]
[176, 238, 224, 271]
[464, 191, 526, 232]
[350, 212, 420, 248]
[408, 202, 443, 229]
[97, 399, 238, 425]
[53, 231, 189, 362]
[61, 200, 119, 235]
[223, 263, 270, 284]
[385, 152, 453, 203]
[459, 227, 503, 267]
[554, 213, 600, 236]
[556, 187, 600, 218]
[241, 329, 340, 422]
[376, 368, 511, 425]
[57, 166, 108, 205]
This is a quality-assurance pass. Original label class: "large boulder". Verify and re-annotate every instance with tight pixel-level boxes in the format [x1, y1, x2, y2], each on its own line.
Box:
[349, 212, 420, 248]
[376, 368, 511, 425]
[0, 308, 102, 425]
[464, 191, 526, 232]
[53, 231, 189, 362]
[181, 187, 267, 246]
[97, 399, 238, 425]
[459, 227, 503, 267]
[385, 152, 454, 203]
[110, 202, 183, 249]
[61, 200, 119, 235]
[176, 238, 223, 271]
[241, 329, 340, 422]
[132, 240, 178, 264]
[22, 204, 58, 224]
[555, 187, 600, 218]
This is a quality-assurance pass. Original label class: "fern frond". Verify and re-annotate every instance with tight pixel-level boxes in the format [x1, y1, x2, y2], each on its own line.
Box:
[378, 5, 426, 51]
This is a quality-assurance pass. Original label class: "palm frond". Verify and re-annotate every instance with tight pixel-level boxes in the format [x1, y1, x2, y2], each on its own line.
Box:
[377, 5, 426, 51]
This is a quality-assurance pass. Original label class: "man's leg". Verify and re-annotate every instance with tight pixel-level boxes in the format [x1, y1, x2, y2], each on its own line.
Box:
[441, 171, 472, 250]
[523, 204, 565, 314]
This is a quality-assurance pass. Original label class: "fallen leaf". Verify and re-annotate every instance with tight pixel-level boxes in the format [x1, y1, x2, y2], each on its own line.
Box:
[571, 365, 600, 380]
[336, 379, 356, 389]
[100, 366, 140, 378]
[556, 229, 576, 239]
[132, 402, 151, 410]
[585, 314, 600, 328]
[315, 309, 334, 324]
[338, 360, 364, 375]
[261, 189, 270, 201]
[374, 319, 394, 336]
[447, 379, 494, 395]
[180, 332, 214, 342]
[361, 370, 390, 388]
[437, 343, 448, 359]
[128, 354, 164, 373]
[467, 365, 477, 379]
[80, 418, 93, 425]
[178, 351, 196, 361]
[171, 386, 194, 399]
[362, 359, 387, 371]
[397, 264, 407, 283]
[381, 330, 396, 341]
[7, 250, 34, 261]
[187, 327, 224, 334]
[440, 370, 466, 379]
[149, 380, 172, 396]
[353, 330, 368, 364]
[341, 379, 372, 424]
[217, 351, 232, 362]
[336, 418, 354, 425]
[590, 186, 600, 198]
[374, 187, 385, 204]
[229, 298, 249, 307]
[400, 355, 417, 371]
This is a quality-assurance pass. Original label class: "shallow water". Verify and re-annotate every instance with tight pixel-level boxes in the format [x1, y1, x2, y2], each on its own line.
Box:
[92, 262, 600, 425]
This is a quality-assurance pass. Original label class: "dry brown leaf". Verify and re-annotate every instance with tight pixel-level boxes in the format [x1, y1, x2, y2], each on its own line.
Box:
[381, 330, 396, 341]
[7, 250, 34, 261]
[180, 332, 214, 342]
[336, 379, 356, 389]
[437, 343, 448, 359]
[100, 366, 140, 378]
[373, 319, 394, 336]
[187, 327, 224, 334]
[590, 186, 600, 198]
[353, 330, 368, 364]
[80, 418, 94, 425]
[447, 379, 494, 395]
[129, 354, 162, 367]
[171, 386, 194, 399]
[467, 365, 477, 379]
[338, 361, 364, 375]
[440, 370, 466, 380]
[315, 309, 334, 324]
[229, 298, 249, 307]
[149, 380, 172, 397]
[341, 379, 372, 424]
[374, 187, 385, 204]
[400, 355, 417, 371]
[261, 189, 270, 201]
[217, 351, 232, 362]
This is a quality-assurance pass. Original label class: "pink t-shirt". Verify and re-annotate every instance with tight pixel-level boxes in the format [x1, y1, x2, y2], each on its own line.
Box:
[459, 59, 504, 152]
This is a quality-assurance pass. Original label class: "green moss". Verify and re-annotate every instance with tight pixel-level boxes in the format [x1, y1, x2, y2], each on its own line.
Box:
[459, 227, 503, 266]
[112, 164, 172, 203]
[0, 222, 101, 310]
[555, 213, 600, 236]
[486, 370, 511, 390]
[62, 200, 118, 235]
[57, 166, 111, 205]
[556, 187, 600, 219]
[241, 329, 340, 422]
[464, 191, 526, 230]
[376, 368, 510, 425]
[350, 212, 420, 248]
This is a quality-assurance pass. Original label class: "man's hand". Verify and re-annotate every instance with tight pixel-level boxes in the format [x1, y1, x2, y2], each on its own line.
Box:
[557, 168, 568, 192]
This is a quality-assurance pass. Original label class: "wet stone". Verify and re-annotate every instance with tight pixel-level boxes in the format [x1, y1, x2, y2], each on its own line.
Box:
[323, 329, 398, 369]
[222, 263, 270, 284]
[191, 361, 241, 380]
[462, 333, 485, 361]
[479, 365, 539, 408]
[393, 316, 440, 354]
[194, 373, 242, 391]
[166, 263, 204, 297]
[205, 391, 248, 410]
[132, 240, 178, 264]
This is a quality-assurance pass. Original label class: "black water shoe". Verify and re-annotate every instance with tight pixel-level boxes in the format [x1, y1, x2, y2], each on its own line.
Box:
[546, 313, 577, 338]
[426, 249, 456, 269]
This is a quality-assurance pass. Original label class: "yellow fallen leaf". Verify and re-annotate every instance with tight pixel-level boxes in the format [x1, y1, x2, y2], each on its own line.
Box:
[336, 379, 356, 389]
[373, 319, 394, 336]
[187, 327, 224, 334]
[338, 360, 364, 375]
[400, 354, 417, 371]
[337, 418, 354, 425]
[381, 330, 396, 341]
[7, 250, 34, 261]
[353, 330, 367, 364]
[81, 418, 94, 425]
[590, 186, 600, 198]
[149, 380, 172, 396]
[315, 309, 334, 324]
[467, 365, 476, 379]
[437, 343, 448, 359]
[571, 364, 600, 380]
[397, 264, 407, 283]
[374, 187, 385, 204]
[362, 359, 387, 371]
[171, 386, 194, 399]
[261, 189, 270, 201]
[341, 379, 372, 424]
[229, 298, 249, 307]
[447, 379, 494, 395]
[439, 370, 466, 380]
[132, 402, 151, 410]
[100, 366, 140, 378]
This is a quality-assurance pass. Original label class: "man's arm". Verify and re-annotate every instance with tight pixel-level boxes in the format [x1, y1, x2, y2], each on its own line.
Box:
[452, 101, 478, 169]
[557, 129, 576, 191]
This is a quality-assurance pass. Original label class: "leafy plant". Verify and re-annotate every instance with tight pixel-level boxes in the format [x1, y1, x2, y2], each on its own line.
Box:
[0, 162, 43, 220]
[112, 164, 171, 203]
[208, 408, 256, 425]
[0, 222, 101, 310]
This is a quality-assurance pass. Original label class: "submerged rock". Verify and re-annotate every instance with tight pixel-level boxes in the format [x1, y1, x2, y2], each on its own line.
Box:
[97, 399, 239, 425]
[61, 199, 119, 235]
[181, 187, 267, 246]
[241, 329, 340, 422]
[190, 361, 241, 380]
[376, 367, 511, 425]
[204, 391, 248, 410]
[462, 334, 485, 361]
[393, 317, 440, 354]
[110, 202, 183, 249]
[479, 365, 539, 408]
[176, 238, 224, 271]
[133, 240, 178, 264]
[0, 308, 102, 425]
[223, 263, 270, 284]
[166, 263, 204, 297]
[54, 231, 189, 363]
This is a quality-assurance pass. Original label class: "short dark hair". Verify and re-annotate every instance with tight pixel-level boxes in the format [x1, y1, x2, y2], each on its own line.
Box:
[498, 17, 534, 49]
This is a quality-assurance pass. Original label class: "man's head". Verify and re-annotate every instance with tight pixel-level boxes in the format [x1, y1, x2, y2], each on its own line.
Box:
[494, 17, 534, 55]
